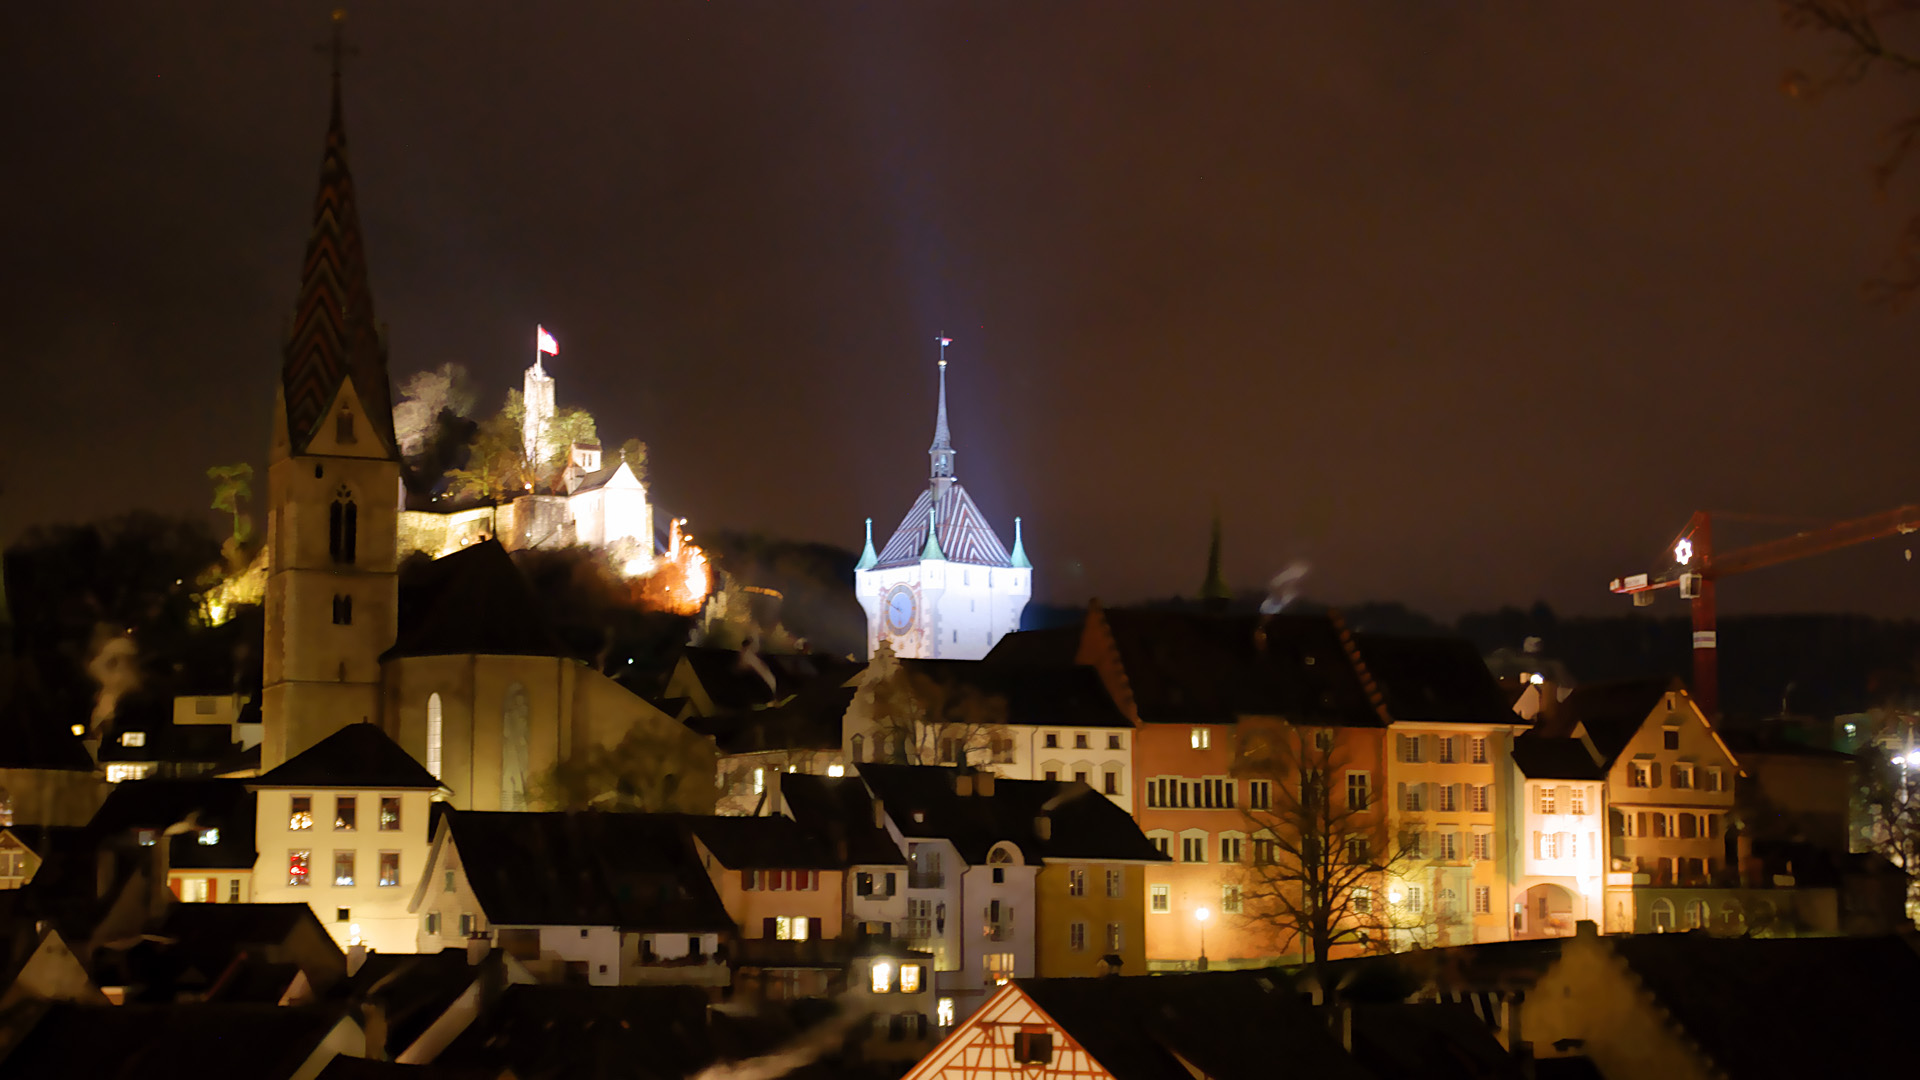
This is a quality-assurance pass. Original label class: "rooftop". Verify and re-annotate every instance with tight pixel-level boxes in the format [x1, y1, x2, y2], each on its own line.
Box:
[855, 764, 1168, 864]
[253, 722, 441, 791]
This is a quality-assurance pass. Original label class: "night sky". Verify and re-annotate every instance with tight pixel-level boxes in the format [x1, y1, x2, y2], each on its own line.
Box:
[8, 3, 1920, 620]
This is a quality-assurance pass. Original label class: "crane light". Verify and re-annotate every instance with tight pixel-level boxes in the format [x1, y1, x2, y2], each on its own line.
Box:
[1674, 538, 1694, 565]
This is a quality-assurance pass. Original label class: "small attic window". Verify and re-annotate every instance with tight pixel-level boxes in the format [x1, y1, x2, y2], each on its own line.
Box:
[336, 409, 356, 443]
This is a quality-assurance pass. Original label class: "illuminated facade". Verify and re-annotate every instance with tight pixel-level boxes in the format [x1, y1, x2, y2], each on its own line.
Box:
[856, 354, 1030, 661]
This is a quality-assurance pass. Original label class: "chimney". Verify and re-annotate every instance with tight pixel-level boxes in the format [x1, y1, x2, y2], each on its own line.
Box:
[976, 773, 995, 797]
[955, 774, 974, 797]
[1034, 814, 1052, 842]
[872, 798, 886, 830]
[1574, 919, 1597, 939]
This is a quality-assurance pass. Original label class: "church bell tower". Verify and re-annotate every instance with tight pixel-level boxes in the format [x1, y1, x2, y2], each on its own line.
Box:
[261, 29, 401, 769]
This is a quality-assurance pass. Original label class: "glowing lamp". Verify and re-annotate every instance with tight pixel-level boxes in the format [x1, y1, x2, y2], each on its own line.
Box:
[1388, 888, 1405, 904]
[1529, 673, 1544, 686]
[1675, 538, 1694, 565]
[1194, 906, 1210, 923]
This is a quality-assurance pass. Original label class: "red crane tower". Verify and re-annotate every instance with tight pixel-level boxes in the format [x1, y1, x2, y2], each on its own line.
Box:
[1608, 506, 1920, 717]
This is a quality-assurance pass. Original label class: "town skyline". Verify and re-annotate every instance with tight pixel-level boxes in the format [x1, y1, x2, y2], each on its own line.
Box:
[9, 4, 1920, 622]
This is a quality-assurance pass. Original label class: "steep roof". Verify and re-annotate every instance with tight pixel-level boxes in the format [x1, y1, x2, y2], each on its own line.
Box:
[1541, 679, 1673, 767]
[1508, 735, 1606, 780]
[1096, 609, 1381, 726]
[777, 773, 907, 866]
[683, 815, 839, 871]
[874, 482, 1013, 569]
[253, 722, 441, 791]
[855, 764, 1167, 864]
[386, 540, 572, 661]
[1350, 634, 1516, 725]
[280, 62, 395, 457]
[441, 810, 732, 931]
[1607, 933, 1920, 1078]
[897, 660, 1133, 729]
[1015, 972, 1368, 1080]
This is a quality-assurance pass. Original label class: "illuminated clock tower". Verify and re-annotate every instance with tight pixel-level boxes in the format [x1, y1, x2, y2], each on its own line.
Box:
[854, 343, 1030, 660]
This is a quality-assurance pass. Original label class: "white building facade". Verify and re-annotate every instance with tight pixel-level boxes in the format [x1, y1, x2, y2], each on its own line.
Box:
[855, 353, 1030, 661]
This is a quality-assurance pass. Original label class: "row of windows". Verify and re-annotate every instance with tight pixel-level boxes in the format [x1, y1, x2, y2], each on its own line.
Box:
[1533, 786, 1591, 815]
[1400, 830, 1496, 862]
[1396, 734, 1490, 765]
[288, 849, 401, 887]
[1626, 761, 1726, 791]
[1064, 868, 1126, 898]
[288, 795, 402, 832]
[1064, 921, 1127, 951]
[1042, 732, 1124, 751]
[1144, 776, 1237, 809]
[1648, 896, 1768, 932]
[741, 870, 822, 892]
[1041, 766, 1121, 796]
[1400, 782, 1489, 814]
[1614, 810, 1722, 840]
[175, 876, 245, 903]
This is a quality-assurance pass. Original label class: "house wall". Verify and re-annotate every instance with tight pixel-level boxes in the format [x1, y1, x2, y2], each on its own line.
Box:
[708, 861, 845, 941]
[1032, 862, 1146, 977]
[1508, 775, 1605, 939]
[1387, 725, 1514, 945]
[948, 850, 1037, 1022]
[1135, 720, 1247, 965]
[901, 839, 961, 969]
[252, 786, 435, 953]
[1604, 693, 1738, 889]
[855, 561, 1031, 661]
[167, 869, 252, 904]
[0, 767, 108, 829]
[1022, 727, 1132, 813]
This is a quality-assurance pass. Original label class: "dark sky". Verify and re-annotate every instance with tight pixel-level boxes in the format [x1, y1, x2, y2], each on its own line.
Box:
[7, 3, 1920, 620]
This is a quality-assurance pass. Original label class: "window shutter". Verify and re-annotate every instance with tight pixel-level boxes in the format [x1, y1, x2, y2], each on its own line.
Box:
[763, 917, 777, 938]
[1397, 782, 1407, 811]
[1532, 831, 1542, 858]
[1422, 735, 1439, 762]
[1707, 814, 1720, 839]
[1636, 811, 1648, 836]
[1650, 763, 1663, 788]
[809, 917, 823, 939]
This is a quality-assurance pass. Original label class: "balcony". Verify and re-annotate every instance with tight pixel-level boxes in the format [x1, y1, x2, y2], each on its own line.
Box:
[984, 921, 1014, 942]
[907, 871, 944, 890]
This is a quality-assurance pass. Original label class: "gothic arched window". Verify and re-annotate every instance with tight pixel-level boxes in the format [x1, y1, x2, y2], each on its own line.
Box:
[329, 485, 358, 565]
[425, 693, 443, 780]
[501, 683, 530, 810]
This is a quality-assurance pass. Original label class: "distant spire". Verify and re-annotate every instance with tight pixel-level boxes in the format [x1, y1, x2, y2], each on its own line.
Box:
[1009, 516, 1030, 569]
[929, 336, 955, 482]
[856, 517, 878, 571]
[1200, 511, 1230, 606]
[281, 9, 393, 456]
[921, 499, 946, 561]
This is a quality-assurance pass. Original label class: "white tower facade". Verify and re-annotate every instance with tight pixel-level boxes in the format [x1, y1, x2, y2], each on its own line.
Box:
[523, 357, 556, 470]
[855, 349, 1031, 660]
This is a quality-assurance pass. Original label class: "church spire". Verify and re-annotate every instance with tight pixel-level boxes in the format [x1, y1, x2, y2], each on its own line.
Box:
[280, 10, 394, 457]
[929, 336, 955, 483]
[1009, 516, 1030, 569]
[856, 517, 878, 571]
[1200, 510, 1230, 607]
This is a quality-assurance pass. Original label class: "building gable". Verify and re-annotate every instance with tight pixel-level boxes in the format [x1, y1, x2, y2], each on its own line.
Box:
[902, 982, 1117, 1080]
[299, 376, 393, 461]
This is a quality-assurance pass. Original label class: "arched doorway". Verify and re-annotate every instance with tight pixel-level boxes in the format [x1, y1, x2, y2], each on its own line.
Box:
[1518, 883, 1577, 938]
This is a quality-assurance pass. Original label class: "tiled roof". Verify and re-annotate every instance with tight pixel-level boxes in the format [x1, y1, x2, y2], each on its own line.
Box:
[1350, 634, 1516, 725]
[1542, 679, 1673, 767]
[874, 482, 1012, 569]
[855, 764, 1168, 864]
[683, 814, 839, 870]
[776, 774, 907, 866]
[252, 722, 441, 791]
[442, 810, 733, 931]
[1608, 934, 1920, 1078]
[386, 540, 572, 661]
[1098, 609, 1381, 725]
[1508, 735, 1606, 780]
[897, 660, 1133, 729]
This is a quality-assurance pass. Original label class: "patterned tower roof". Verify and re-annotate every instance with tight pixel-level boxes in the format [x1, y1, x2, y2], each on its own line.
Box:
[280, 54, 395, 457]
[875, 483, 1012, 569]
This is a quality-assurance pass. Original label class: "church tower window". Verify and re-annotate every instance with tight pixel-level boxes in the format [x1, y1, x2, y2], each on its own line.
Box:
[501, 683, 530, 810]
[329, 486, 358, 565]
[332, 594, 353, 625]
[336, 409, 356, 444]
[425, 694, 443, 780]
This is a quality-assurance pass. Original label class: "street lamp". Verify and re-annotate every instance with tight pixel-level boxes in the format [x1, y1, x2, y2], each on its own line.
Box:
[1194, 906, 1210, 971]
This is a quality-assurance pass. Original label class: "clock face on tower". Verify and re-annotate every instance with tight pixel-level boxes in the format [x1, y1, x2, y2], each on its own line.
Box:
[885, 584, 917, 633]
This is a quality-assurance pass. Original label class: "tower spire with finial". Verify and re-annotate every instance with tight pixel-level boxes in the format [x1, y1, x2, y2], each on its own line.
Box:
[856, 517, 878, 571]
[281, 8, 392, 457]
[1010, 516, 1030, 569]
[929, 335, 955, 484]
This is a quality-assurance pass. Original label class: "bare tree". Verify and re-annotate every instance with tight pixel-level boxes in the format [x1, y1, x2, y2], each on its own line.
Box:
[1781, 1, 1920, 300]
[1855, 707, 1920, 921]
[533, 722, 720, 814]
[1232, 720, 1425, 997]
[848, 643, 1012, 767]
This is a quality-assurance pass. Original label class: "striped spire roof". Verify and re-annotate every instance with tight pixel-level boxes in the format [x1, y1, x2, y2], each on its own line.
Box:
[279, 60, 395, 456]
[875, 482, 1013, 569]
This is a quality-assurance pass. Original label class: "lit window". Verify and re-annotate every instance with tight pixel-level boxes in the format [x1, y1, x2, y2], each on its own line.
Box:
[106, 764, 153, 783]
[348, 922, 363, 946]
[119, 731, 146, 748]
[335, 796, 357, 831]
[753, 767, 766, 795]
[1150, 884, 1170, 912]
[984, 952, 1015, 985]
[379, 851, 400, 887]
[1221, 885, 1242, 913]
[1190, 728, 1210, 749]
[1068, 869, 1086, 896]
[827, 764, 845, 777]
[136, 829, 156, 847]
[426, 694, 443, 780]
[937, 998, 956, 1027]
[900, 964, 921, 993]
[380, 797, 401, 831]
[288, 850, 311, 887]
[179, 877, 209, 902]
[198, 828, 220, 846]
[775, 916, 810, 941]
[871, 961, 893, 994]
[289, 796, 313, 831]
[1106, 870, 1123, 898]
[334, 851, 355, 886]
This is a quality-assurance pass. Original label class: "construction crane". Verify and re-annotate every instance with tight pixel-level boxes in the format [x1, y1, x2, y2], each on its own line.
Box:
[1607, 505, 1920, 718]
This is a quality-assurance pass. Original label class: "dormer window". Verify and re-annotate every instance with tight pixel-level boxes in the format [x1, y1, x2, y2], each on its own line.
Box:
[336, 409, 356, 443]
